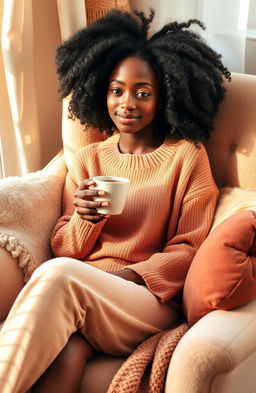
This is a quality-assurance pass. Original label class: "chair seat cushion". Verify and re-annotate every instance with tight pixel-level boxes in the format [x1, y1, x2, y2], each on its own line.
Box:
[183, 210, 256, 326]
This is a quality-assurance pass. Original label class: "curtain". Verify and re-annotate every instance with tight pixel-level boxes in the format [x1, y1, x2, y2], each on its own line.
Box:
[130, 0, 250, 73]
[0, 0, 62, 177]
[1, 0, 41, 177]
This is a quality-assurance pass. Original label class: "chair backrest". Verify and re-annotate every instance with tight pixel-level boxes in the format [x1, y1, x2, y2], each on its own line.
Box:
[206, 73, 256, 191]
[62, 73, 256, 191]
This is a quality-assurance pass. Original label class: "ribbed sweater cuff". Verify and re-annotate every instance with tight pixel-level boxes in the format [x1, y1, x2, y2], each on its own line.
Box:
[70, 212, 106, 245]
[125, 265, 172, 303]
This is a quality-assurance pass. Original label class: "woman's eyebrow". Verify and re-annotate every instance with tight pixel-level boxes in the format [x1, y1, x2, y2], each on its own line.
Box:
[110, 79, 154, 88]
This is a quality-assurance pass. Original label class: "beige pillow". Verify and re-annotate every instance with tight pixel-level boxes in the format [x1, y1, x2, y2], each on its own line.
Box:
[212, 187, 256, 231]
[0, 159, 66, 281]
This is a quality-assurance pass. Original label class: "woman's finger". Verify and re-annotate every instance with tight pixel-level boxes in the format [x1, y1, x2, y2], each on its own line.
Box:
[73, 200, 109, 209]
[74, 189, 105, 199]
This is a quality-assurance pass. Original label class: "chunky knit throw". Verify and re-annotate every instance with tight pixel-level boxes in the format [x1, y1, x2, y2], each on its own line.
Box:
[107, 322, 189, 393]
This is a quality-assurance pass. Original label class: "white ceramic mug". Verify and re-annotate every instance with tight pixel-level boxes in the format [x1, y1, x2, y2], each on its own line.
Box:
[92, 176, 130, 215]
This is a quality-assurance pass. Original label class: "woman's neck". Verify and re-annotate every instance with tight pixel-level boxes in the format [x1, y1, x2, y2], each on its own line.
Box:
[118, 130, 165, 155]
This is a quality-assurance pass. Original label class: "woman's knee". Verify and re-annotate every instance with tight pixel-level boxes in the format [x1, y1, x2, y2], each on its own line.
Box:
[32, 257, 76, 277]
[30, 257, 84, 289]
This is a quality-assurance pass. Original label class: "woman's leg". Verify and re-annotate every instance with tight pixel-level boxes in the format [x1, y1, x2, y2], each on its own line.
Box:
[31, 333, 95, 393]
[0, 258, 179, 393]
[0, 247, 24, 321]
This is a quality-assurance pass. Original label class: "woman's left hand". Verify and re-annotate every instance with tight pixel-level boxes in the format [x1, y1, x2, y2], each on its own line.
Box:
[109, 269, 145, 285]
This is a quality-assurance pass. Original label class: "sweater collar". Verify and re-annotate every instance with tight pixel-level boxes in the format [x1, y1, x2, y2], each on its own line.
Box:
[99, 134, 186, 170]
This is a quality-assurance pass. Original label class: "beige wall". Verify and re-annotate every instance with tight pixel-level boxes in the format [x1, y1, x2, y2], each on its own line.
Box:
[32, 0, 62, 167]
[245, 38, 256, 75]
[130, 0, 256, 75]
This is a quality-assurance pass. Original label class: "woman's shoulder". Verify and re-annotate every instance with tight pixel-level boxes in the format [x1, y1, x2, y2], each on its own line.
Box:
[168, 138, 208, 160]
[73, 134, 118, 160]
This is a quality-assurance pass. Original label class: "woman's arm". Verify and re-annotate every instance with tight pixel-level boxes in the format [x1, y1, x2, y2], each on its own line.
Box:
[126, 189, 218, 302]
[110, 144, 219, 295]
[51, 151, 107, 260]
[123, 142, 219, 302]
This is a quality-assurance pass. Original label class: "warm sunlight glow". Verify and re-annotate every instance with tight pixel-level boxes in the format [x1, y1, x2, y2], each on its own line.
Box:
[24, 134, 32, 146]
[0, 136, 4, 178]
[4, 70, 28, 174]
[5, 70, 24, 122]
[1, 0, 24, 52]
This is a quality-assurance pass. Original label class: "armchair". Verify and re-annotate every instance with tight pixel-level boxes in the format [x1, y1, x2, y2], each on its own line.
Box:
[0, 72, 256, 393]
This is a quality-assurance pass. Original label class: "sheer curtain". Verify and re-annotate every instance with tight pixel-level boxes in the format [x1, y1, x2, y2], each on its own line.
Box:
[130, 0, 250, 72]
[1, 0, 41, 177]
[0, 0, 62, 177]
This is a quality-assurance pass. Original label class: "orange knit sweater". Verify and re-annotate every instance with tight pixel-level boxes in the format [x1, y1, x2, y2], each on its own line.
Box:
[51, 134, 219, 303]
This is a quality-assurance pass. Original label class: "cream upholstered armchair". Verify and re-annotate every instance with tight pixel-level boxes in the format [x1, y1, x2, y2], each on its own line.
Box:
[0, 73, 256, 393]
[79, 73, 256, 393]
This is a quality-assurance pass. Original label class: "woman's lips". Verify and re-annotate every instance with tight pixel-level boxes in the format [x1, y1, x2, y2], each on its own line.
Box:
[116, 113, 140, 124]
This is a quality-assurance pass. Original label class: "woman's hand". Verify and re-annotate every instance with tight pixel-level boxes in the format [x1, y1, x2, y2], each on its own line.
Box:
[73, 180, 109, 222]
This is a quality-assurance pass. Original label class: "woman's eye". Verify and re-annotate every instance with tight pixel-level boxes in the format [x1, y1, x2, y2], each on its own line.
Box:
[137, 91, 150, 98]
[110, 88, 122, 95]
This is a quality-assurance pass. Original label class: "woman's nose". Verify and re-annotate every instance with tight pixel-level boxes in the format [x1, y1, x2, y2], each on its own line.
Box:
[120, 93, 136, 109]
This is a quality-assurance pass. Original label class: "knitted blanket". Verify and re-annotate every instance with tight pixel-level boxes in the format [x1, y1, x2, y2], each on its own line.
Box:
[107, 321, 189, 393]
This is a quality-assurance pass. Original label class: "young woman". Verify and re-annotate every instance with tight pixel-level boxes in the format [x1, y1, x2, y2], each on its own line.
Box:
[0, 9, 230, 393]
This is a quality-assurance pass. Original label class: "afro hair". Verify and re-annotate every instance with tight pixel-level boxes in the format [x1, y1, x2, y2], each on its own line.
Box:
[56, 9, 231, 143]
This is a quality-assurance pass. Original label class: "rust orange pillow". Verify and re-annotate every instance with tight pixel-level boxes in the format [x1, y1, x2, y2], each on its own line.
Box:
[183, 210, 256, 326]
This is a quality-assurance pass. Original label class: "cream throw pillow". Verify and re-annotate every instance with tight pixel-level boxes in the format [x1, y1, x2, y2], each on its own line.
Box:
[212, 187, 256, 231]
[0, 158, 66, 281]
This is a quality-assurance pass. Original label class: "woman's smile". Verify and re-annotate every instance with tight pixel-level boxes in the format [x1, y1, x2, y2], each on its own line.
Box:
[116, 112, 141, 125]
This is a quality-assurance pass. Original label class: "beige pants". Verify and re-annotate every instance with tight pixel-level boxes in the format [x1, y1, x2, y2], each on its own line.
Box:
[0, 258, 179, 393]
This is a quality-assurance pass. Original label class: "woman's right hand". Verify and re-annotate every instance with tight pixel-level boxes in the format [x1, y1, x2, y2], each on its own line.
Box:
[73, 180, 109, 222]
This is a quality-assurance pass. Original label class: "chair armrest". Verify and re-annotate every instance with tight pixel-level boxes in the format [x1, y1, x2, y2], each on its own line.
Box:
[43, 149, 64, 170]
[165, 299, 256, 393]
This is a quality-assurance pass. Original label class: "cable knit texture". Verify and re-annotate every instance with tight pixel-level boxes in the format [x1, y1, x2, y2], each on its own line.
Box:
[106, 322, 189, 393]
[51, 134, 219, 302]
[0, 234, 33, 282]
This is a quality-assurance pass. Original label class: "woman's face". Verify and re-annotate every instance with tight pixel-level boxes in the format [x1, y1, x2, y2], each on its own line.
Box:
[107, 56, 158, 136]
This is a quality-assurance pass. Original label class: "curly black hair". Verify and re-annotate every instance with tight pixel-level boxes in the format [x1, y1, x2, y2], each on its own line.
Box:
[56, 9, 231, 143]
